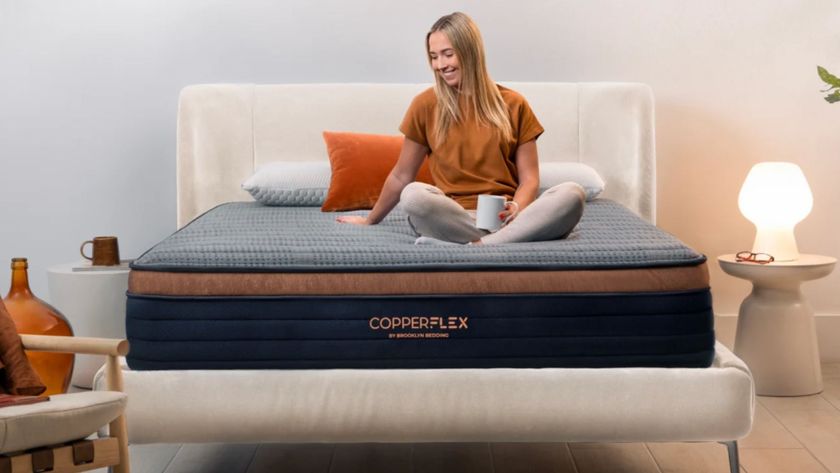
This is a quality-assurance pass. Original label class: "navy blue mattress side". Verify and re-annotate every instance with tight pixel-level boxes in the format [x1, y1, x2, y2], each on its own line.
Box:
[126, 290, 716, 370]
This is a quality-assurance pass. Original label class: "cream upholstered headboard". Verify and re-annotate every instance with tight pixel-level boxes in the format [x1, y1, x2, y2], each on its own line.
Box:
[176, 82, 655, 227]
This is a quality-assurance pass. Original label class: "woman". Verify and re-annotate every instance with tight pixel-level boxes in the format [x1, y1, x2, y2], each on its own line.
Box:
[338, 12, 585, 245]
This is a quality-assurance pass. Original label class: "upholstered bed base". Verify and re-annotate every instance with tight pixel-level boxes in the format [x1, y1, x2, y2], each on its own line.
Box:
[97, 343, 752, 445]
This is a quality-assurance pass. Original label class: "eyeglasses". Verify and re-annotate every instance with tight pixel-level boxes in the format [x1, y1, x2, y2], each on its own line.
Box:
[736, 251, 775, 264]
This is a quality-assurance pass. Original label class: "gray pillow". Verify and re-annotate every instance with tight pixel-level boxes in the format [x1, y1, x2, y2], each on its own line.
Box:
[242, 161, 330, 206]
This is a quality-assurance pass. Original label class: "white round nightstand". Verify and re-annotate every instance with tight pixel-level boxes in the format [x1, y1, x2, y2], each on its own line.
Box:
[47, 262, 129, 388]
[718, 254, 836, 396]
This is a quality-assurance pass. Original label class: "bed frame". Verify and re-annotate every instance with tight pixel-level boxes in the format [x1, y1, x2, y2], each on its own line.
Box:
[102, 83, 753, 473]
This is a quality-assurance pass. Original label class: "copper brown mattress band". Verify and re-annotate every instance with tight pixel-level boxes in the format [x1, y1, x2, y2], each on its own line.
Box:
[129, 262, 709, 296]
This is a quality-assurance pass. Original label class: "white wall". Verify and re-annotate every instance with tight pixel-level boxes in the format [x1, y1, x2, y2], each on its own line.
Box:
[1, 1, 839, 351]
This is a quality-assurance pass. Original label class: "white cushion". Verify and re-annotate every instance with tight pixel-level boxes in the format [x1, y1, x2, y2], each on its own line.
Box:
[539, 162, 605, 200]
[241, 161, 330, 206]
[0, 391, 126, 454]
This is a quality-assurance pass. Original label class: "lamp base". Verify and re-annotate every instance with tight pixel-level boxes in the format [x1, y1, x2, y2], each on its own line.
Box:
[752, 227, 799, 262]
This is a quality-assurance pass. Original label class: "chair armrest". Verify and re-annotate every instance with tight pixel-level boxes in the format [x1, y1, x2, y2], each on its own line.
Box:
[23, 335, 127, 394]
[20, 335, 129, 357]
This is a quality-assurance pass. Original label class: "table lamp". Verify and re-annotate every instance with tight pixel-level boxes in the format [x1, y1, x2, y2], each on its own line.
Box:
[738, 162, 813, 262]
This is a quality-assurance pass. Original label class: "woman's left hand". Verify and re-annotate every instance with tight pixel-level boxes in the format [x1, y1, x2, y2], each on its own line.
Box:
[336, 215, 370, 225]
[499, 201, 520, 225]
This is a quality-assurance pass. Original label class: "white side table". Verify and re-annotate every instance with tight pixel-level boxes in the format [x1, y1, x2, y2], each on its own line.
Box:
[718, 254, 836, 396]
[47, 262, 129, 388]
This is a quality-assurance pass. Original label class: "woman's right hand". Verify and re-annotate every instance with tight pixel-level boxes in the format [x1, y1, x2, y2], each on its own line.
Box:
[337, 137, 428, 227]
[336, 215, 370, 225]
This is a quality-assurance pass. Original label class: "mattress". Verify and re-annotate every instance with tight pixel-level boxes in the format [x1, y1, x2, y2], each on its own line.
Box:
[127, 200, 715, 370]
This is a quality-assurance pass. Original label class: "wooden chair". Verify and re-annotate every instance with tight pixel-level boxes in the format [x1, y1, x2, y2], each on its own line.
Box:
[0, 336, 130, 473]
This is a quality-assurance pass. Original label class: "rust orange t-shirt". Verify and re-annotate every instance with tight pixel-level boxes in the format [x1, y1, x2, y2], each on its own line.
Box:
[399, 84, 544, 209]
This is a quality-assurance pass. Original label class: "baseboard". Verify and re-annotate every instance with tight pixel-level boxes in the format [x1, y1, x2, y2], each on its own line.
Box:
[715, 313, 840, 362]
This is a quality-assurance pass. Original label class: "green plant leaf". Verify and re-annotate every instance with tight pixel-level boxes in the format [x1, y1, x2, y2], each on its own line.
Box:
[818, 66, 840, 87]
[826, 90, 840, 103]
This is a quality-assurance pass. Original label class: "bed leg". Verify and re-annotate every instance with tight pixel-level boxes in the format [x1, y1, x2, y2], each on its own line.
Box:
[719, 441, 740, 473]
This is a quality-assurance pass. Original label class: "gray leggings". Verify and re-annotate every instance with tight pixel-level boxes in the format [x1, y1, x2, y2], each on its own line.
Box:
[399, 182, 586, 244]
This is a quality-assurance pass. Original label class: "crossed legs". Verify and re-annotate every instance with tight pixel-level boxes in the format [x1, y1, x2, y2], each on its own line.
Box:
[399, 182, 585, 245]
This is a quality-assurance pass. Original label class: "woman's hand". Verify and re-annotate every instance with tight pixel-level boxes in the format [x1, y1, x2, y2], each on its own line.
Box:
[499, 201, 520, 225]
[336, 215, 369, 225]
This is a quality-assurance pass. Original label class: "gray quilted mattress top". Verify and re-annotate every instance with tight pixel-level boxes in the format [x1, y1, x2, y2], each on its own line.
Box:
[131, 200, 705, 272]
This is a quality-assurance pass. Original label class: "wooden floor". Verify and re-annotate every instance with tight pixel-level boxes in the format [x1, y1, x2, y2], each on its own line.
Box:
[91, 363, 840, 473]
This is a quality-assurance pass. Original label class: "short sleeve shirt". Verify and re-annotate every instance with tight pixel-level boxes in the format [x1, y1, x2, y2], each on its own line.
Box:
[399, 84, 544, 209]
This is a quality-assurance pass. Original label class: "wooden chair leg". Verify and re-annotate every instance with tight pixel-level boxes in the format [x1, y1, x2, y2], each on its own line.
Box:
[106, 355, 130, 473]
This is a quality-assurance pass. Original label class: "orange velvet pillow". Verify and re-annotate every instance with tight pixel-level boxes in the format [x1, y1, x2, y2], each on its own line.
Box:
[321, 131, 434, 212]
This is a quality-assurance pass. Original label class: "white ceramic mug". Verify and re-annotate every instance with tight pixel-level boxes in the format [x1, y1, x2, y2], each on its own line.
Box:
[476, 195, 518, 231]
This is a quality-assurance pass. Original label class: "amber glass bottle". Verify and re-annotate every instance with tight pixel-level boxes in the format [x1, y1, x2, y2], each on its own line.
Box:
[3, 258, 74, 395]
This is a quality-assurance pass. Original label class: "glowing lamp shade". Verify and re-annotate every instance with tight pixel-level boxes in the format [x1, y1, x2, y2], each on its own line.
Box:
[738, 162, 813, 262]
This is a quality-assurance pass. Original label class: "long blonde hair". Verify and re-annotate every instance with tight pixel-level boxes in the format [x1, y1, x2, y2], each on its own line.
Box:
[426, 12, 513, 146]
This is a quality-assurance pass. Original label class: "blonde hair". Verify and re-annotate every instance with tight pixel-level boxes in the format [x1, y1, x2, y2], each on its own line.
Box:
[426, 12, 513, 146]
